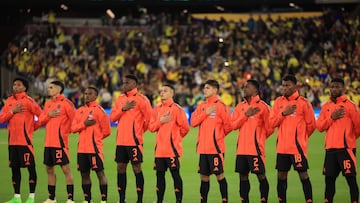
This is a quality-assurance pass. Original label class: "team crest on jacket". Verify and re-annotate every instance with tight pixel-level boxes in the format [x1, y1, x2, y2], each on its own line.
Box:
[209, 111, 216, 118]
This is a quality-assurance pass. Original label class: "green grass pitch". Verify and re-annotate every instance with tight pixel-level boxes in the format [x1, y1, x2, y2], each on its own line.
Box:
[0, 128, 358, 202]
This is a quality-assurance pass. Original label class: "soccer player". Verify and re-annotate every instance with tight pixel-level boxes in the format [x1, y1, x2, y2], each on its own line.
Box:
[71, 86, 111, 203]
[110, 74, 152, 203]
[269, 74, 316, 203]
[316, 78, 360, 203]
[35, 81, 76, 203]
[231, 80, 273, 203]
[190, 79, 232, 203]
[0, 78, 42, 203]
[148, 84, 190, 203]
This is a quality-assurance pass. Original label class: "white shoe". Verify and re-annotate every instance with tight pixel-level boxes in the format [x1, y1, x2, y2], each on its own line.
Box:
[43, 199, 56, 203]
[65, 200, 74, 203]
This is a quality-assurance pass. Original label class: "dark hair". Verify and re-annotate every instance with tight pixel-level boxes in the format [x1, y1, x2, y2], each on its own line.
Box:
[331, 78, 345, 86]
[50, 80, 65, 94]
[13, 77, 29, 92]
[125, 74, 138, 84]
[204, 79, 220, 90]
[163, 83, 175, 92]
[87, 86, 99, 96]
[282, 74, 297, 85]
[247, 79, 260, 91]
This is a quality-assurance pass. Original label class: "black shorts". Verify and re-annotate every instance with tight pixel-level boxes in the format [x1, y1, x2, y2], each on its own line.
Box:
[276, 153, 309, 171]
[8, 146, 36, 168]
[323, 149, 356, 176]
[235, 155, 266, 174]
[115, 146, 143, 164]
[198, 154, 225, 176]
[44, 147, 70, 166]
[154, 157, 180, 171]
[77, 153, 104, 172]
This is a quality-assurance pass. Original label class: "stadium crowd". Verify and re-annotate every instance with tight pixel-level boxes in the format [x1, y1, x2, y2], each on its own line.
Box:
[1, 8, 359, 109]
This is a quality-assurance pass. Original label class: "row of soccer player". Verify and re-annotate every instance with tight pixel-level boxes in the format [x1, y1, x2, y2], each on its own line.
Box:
[0, 74, 359, 203]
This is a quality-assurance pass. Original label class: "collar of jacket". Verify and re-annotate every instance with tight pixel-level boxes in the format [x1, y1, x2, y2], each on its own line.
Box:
[125, 88, 138, 97]
[286, 91, 300, 100]
[331, 94, 347, 103]
[85, 100, 98, 107]
[206, 95, 219, 103]
[52, 94, 65, 101]
[161, 98, 174, 107]
[13, 92, 27, 100]
[245, 95, 260, 104]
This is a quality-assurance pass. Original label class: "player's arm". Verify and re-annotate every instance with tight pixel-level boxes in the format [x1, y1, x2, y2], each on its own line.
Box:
[99, 108, 111, 138]
[349, 103, 360, 138]
[222, 104, 232, 136]
[148, 107, 160, 133]
[176, 107, 190, 137]
[304, 100, 316, 137]
[269, 99, 285, 128]
[316, 103, 332, 132]
[110, 97, 125, 122]
[141, 96, 152, 131]
[231, 104, 248, 130]
[71, 109, 86, 133]
[190, 104, 207, 127]
[262, 103, 274, 138]
[0, 101, 14, 123]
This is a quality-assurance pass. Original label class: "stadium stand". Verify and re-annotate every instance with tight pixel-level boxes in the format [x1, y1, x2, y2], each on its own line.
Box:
[0, 5, 359, 110]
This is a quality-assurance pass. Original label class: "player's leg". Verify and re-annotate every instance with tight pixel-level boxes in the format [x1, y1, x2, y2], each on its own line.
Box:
[214, 154, 227, 203]
[61, 164, 74, 202]
[96, 170, 108, 202]
[256, 174, 269, 203]
[170, 169, 183, 203]
[154, 158, 166, 203]
[115, 146, 129, 203]
[45, 165, 56, 201]
[132, 162, 144, 203]
[131, 146, 144, 203]
[276, 154, 291, 203]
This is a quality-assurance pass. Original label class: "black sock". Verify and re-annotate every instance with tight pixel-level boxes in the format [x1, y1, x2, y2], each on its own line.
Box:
[240, 180, 250, 203]
[156, 171, 166, 203]
[218, 178, 228, 203]
[28, 165, 37, 193]
[200, 181, 209, 203]
[67, 184, 74, 200]
[171, 169, 183, 202]
[117, 173, 126, 203]
[325, 176, 336, 203]
[82, 184, 91, 201]
[259, 178, 269, 203]
[48, 185, 56, 200]
[100, 184, 108, 201]
[346, 176, 359, 203]
[11, 167, 21, 194]
[277, 179, 287, 203]
[135, 172, 144, 203]
[301, 178, 313, 202]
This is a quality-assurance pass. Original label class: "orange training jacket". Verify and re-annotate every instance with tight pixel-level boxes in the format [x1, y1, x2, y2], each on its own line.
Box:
[110, 88, 152, 146]
[0, 92, 42, 146]
[71, 101, 111, 160]
[190, 95, 232, 154]
[231, 95, 273, 156]
[316, 95, 360, 149]
[148, 98, 189, 158]
[36, 94, 76, 148]
[269, 91, 316, 156]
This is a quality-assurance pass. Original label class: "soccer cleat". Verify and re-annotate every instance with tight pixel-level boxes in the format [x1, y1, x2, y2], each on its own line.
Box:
[100, 201, 107, 203]
[42, 199, 56, 203]
[25, 198, 34, 203]
[4, 197, 22, 203]
[65, 200, 74, 203]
